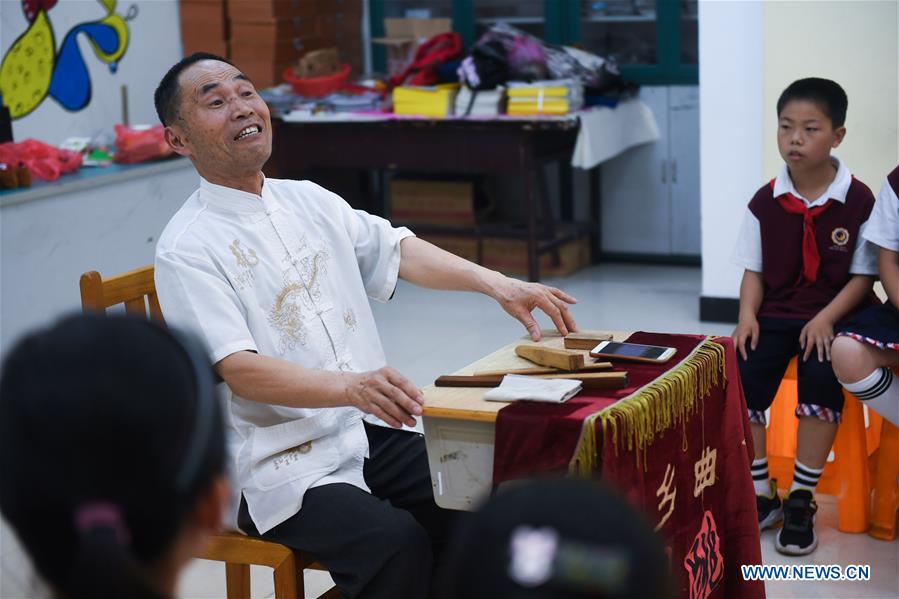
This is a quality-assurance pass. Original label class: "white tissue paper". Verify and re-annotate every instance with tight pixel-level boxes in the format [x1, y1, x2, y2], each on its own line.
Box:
[483, 374, 582, 403]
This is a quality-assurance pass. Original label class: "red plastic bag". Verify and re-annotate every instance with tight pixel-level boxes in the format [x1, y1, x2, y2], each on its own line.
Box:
[114, 124, 173, 164]
[0, 139, 82, 181]
[389, 32, 463, 88]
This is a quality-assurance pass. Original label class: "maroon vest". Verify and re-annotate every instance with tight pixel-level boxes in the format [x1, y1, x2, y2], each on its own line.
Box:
[749, 177, 876, 320]
[888, 165, 899, 198]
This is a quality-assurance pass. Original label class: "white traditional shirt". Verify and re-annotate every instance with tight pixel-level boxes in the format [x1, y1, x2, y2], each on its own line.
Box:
[731, 157, 878, 275]
[155, 176, 414, 533]
[862, 175, 899, 252]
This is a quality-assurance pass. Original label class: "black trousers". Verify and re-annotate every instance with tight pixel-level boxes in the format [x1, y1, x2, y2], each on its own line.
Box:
[239, 422, 457, 598]
[737, 317, 844, 421]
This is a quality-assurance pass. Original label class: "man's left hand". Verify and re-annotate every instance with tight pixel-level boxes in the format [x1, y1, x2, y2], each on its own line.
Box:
[489, 276, 578, 341]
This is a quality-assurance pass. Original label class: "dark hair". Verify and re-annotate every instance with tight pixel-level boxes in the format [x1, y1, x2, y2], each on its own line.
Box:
[154, 52, 234, 126]
[438, 478, 673, 599]
[776, 77, 848, 128]
[0, 314, 226, 598]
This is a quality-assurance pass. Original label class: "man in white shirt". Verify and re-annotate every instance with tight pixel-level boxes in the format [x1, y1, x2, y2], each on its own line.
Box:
[153, 53, 579, 598]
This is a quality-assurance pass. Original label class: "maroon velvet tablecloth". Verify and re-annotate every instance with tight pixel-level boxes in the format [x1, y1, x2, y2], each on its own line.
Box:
[494, 332, 764, 599]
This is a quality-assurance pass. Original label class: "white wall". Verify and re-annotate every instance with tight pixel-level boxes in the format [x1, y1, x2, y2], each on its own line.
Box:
[0, 162, 199, 355]
[699, 0, 765, 300]
[1, 0, 183, 144]
[700, 0, 899, 303]
[762, 1, 898, 186]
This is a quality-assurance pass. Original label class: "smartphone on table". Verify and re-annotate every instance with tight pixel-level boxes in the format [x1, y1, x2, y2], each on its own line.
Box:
[589, 341, 676, 364]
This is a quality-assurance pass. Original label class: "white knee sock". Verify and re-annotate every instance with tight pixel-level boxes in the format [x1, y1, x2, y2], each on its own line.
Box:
[790, 458, 823, 494]
[840, 368, 899, 426]
[751, 457, 772, 496]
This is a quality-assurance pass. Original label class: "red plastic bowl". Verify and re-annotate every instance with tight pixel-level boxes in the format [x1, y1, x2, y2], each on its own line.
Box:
[282, 64, 351, 97]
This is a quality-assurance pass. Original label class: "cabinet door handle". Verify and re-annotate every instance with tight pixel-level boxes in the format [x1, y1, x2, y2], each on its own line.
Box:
[661, 160, 667, 183]
[672, 159, 678, 184]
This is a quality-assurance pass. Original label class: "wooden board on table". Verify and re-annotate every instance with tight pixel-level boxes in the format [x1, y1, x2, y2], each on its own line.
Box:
[515, 344, 585, 370]
[422, 330, 630, 422]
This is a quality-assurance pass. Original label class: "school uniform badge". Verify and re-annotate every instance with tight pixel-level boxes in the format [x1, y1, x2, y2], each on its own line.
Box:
[831, 227, 850, 246]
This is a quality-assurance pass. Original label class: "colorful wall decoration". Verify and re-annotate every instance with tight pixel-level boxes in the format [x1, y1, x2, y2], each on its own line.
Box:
[0, 0, 137, 119]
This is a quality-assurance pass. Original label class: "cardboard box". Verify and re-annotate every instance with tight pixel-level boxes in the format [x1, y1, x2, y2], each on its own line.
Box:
[390, 180, 475, 226]
[375, 18, 452, 42]
[229, 37, 303, 63]
[372, 18, 451, 77]
[180, 0, 228, 57]
[238, 58, 295, 89]
[228, 0, 361, 22]
[481, 235, 591, 278]
[421, 235, 480, 264]
[184, 39, 230, 59]
[180, 0, 227, 33]
[227, 0, 316, 22]
[231, 18, 320, 41]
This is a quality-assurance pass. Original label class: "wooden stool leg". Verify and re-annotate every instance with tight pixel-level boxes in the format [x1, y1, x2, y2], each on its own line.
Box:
[272, 552, 300, 599]
[869, 421, 899, 540]
[225, 563, 251, 599]
[833, 394, 870, 533]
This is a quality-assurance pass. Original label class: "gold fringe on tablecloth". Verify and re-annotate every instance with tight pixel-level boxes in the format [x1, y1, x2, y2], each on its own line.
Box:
[569, 337, 726, 474]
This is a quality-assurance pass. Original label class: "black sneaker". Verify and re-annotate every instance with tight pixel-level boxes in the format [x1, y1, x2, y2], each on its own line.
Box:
[776, 489, 818, 555]
[757, 480, 783, 530]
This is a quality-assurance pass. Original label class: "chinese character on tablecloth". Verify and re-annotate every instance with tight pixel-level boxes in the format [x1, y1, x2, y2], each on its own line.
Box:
[684, 510, 724, 599]
[655, 463, 676, 532]
[693, 446, 717, 497]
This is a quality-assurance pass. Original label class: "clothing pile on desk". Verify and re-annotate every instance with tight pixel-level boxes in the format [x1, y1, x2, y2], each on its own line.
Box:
[506, 79, 584, 116]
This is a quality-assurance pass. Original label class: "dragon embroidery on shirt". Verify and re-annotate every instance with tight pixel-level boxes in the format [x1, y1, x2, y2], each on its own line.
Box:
[268, 239, 330, 353]
[229, 239, 259, 290]
[269, 281, 308, 352]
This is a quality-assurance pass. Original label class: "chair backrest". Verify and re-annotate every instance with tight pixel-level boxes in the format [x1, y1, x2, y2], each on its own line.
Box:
[79, 265, 164, 323]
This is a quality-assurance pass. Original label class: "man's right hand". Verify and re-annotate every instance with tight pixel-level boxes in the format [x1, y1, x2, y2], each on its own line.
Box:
[343, 367, 424, 428]
[732, 317, 760, 361]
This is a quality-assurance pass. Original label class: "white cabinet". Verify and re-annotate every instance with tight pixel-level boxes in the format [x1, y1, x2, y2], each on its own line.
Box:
[601, 85, 700, 257]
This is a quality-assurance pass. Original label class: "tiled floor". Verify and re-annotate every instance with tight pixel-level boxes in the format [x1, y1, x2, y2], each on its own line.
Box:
[2, 264, 897, 597]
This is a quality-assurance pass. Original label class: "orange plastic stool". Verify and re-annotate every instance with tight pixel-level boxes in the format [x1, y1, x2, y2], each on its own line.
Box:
[766, 358, 872, 533]
[868, 419, 899, 540]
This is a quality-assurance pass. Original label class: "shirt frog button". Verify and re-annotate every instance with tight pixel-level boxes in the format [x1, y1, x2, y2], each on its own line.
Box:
[298, 441, 312, 454]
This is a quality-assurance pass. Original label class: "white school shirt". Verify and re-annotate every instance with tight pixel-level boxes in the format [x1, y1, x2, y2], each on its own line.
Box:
[731, 158, 878, 275]
[861, 176, 899, 252]
[155, 176, 414, 534]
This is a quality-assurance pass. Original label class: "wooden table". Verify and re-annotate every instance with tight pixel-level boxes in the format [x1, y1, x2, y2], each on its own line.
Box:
[421, 330, 627, 510]
[268, 117, 600, 281]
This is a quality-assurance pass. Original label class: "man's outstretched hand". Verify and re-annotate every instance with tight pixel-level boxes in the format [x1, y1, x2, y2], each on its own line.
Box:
[489, 276, 578, 341]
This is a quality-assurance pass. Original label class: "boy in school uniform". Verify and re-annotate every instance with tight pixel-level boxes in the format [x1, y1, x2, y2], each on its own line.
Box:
[731, 78, 878, 555]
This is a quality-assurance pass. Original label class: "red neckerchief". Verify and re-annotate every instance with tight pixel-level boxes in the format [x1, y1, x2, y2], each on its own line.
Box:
[771, 179, 833, 286]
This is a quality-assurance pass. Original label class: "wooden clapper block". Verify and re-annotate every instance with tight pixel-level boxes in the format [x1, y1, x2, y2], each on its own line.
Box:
[563, 332, 613, 350]
[515, 344, 585, 371]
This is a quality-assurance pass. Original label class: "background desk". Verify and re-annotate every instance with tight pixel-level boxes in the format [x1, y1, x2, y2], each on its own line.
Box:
[270, 116, 588, 282]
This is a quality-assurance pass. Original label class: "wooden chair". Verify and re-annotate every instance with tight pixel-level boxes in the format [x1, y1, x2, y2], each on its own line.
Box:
[80, 266, 339, 599]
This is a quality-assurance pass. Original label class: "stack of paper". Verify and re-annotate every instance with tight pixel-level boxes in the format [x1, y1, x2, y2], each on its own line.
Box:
[393, 84, 460, 118]
[454, 86, 505, 117]
[506, 79, 584, 116]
